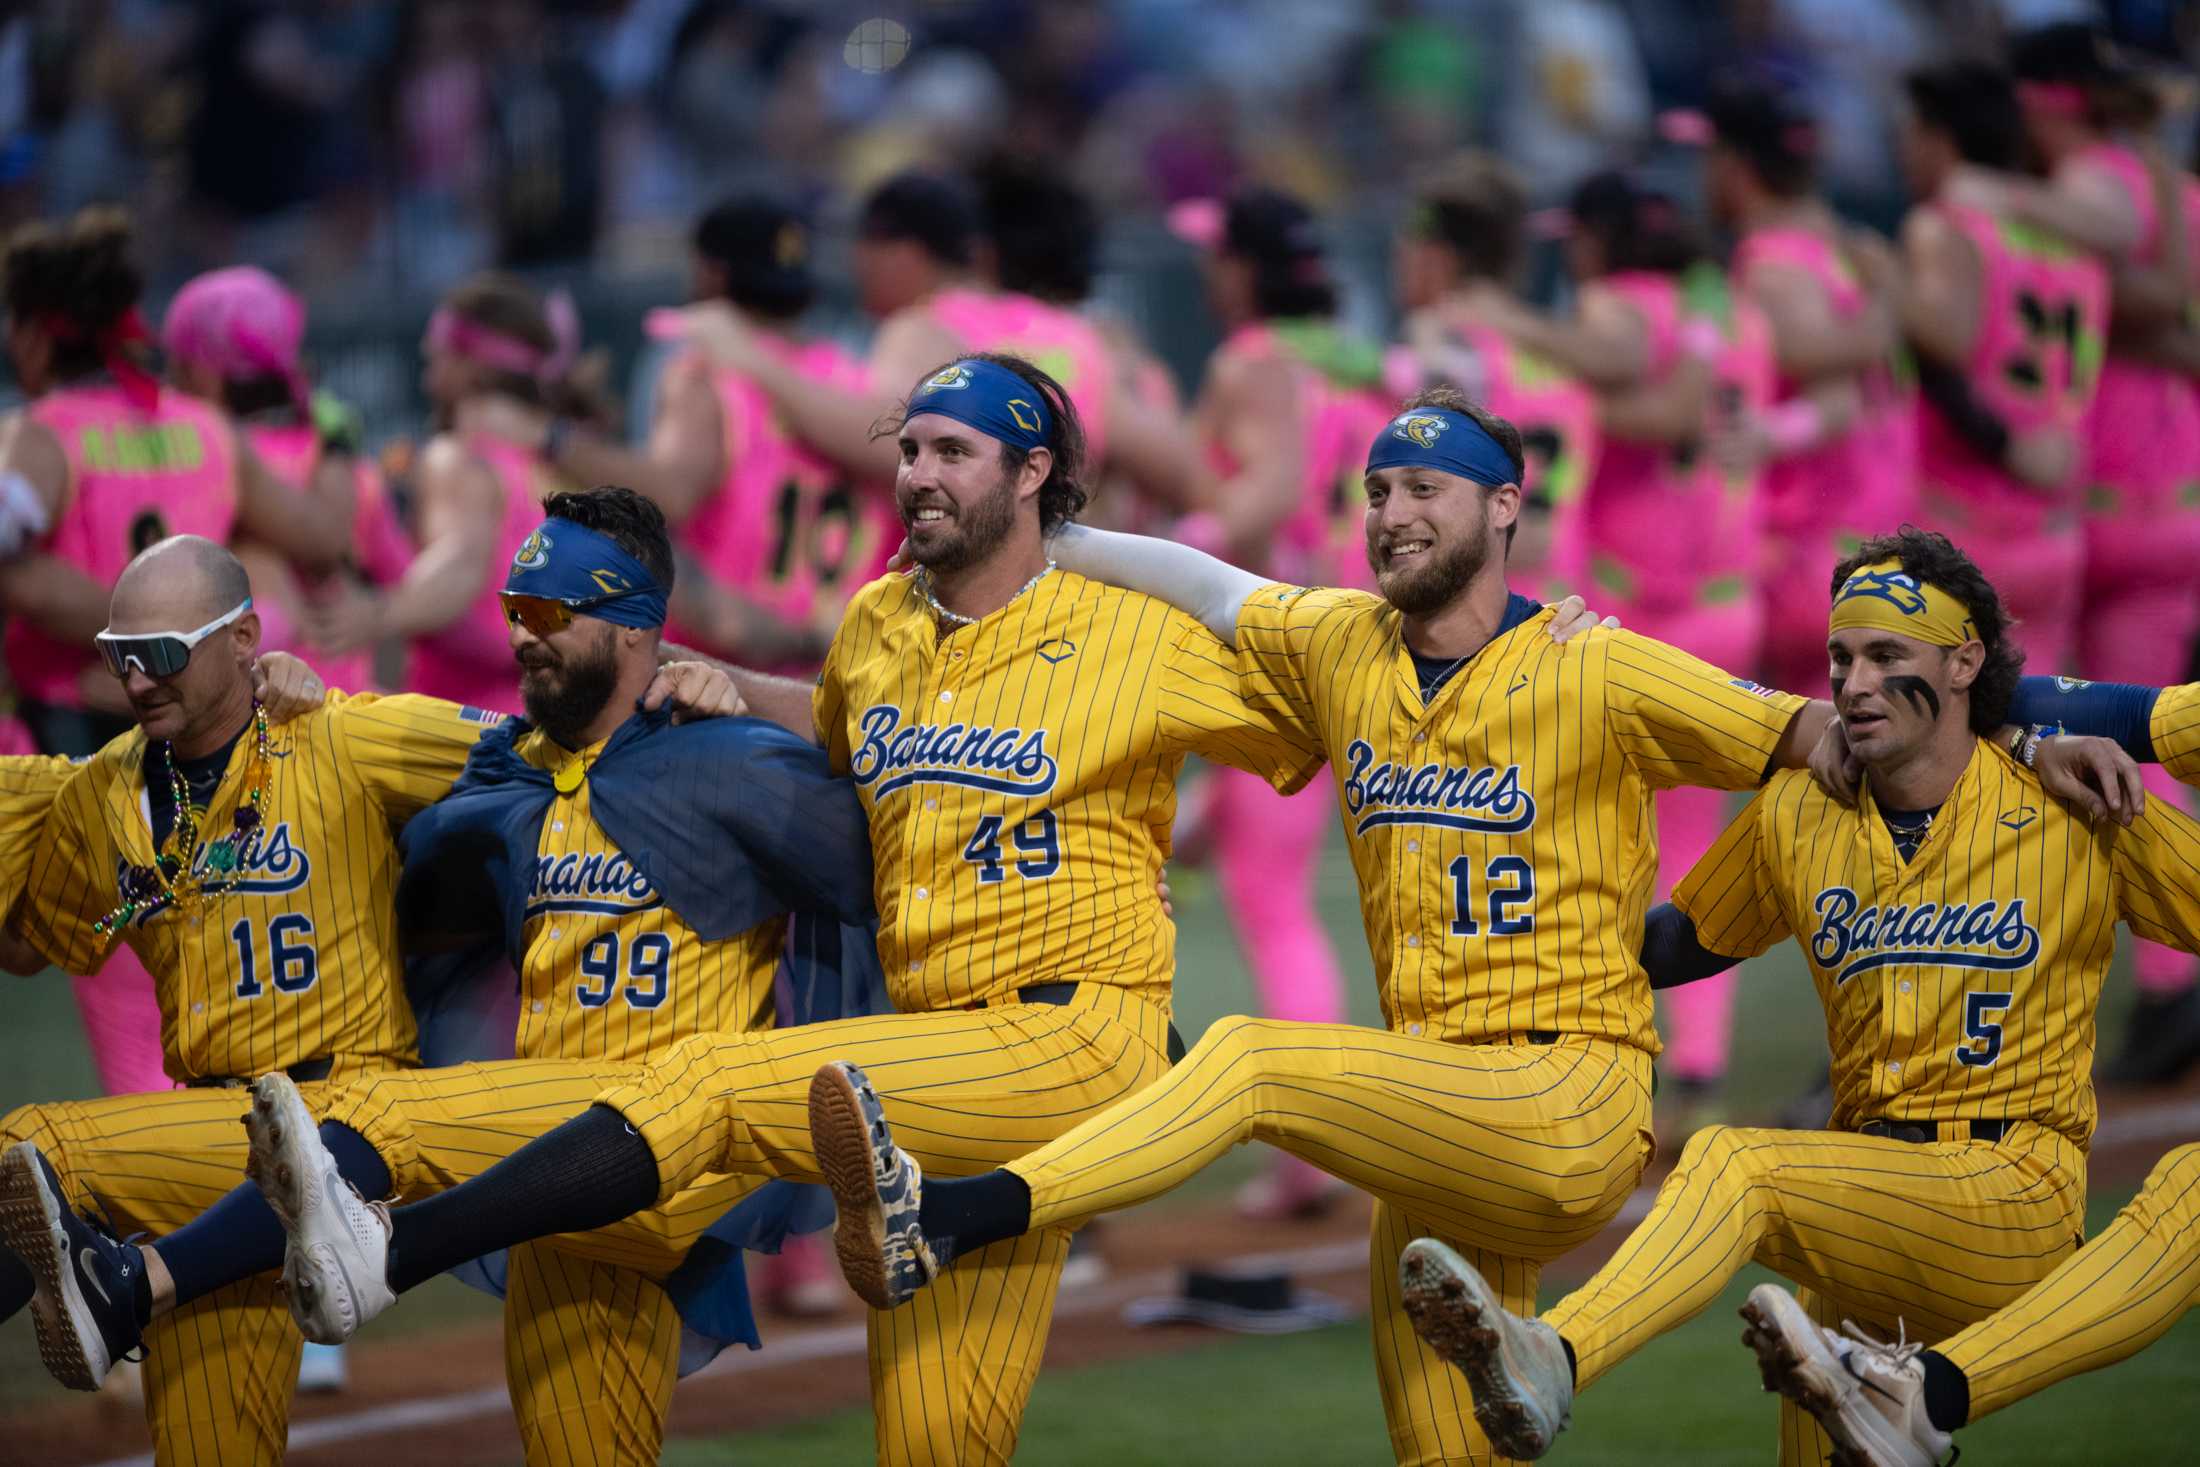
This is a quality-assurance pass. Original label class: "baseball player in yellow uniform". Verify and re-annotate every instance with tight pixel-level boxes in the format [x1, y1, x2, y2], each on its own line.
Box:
[1391, 531, 2200, 1465]
[1758, 676, 2200, 1466]
[236, 353, 1322, 1466]
[807, 387, 1843, 1467]
[54, 486, 864, 1467]
[0, 521, 740, 1466]
[0, 534, 494, 1466]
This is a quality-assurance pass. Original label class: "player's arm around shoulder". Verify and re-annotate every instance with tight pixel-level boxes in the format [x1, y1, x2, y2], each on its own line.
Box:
[323, 690, 510, 820]
[4, 759, 116, 976]
[1591, 625, 1827, 787]
[2101, 781, 2200, 953]
[1145, 600, 1328, 794]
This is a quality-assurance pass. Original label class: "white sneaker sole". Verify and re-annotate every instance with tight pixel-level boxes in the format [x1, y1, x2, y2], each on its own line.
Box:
[1399, 1238, 1564, 1459]
[245, 1074, 388, 1345]
[0, 1142, 113, 1390]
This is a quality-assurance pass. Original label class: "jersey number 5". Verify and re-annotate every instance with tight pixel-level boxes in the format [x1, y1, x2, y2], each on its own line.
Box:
[1956, 990, 2013, 1068]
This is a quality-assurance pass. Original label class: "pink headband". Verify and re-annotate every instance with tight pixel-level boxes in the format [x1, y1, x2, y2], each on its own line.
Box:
[2017, 82, 2088, 119]
[162, 266, 309, 412]
[425, 289, 580, 383]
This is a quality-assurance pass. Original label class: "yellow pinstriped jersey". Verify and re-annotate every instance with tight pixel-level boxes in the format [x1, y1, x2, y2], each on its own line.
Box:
[512, 729, 783, 1062]
[1674, 741, 2200, 1147]
[0, 754, 78, 912]
[15, 694, 495, 1082]
[1236, 587, 1808, 1051]
[817, 570, 1319, 1013]
[2154, 682, 2200, 785]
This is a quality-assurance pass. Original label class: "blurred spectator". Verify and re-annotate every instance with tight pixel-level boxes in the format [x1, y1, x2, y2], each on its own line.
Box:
[1498, 0, 1654, 201]
[481, 0, 604, 267]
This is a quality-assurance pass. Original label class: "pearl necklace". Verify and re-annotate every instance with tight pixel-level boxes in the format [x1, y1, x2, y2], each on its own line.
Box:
[916, 560, 1057, 630]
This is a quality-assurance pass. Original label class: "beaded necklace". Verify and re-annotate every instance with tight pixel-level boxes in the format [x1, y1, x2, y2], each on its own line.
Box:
[96, 701, 276, 935]
[914, 560, 1057, 633]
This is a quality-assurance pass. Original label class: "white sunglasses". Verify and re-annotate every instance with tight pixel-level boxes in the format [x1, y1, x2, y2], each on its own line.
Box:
[94, 598, 254, 679]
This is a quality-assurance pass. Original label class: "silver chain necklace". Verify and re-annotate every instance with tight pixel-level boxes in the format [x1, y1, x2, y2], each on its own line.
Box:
[916, 559, 1057, 630]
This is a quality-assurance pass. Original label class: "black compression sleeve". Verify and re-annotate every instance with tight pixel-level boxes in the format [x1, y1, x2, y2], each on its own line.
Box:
[1640, 902, 1747, 990]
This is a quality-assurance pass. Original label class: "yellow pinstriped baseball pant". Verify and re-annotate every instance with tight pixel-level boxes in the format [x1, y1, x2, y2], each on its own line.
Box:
[0, 1069, 413, 1467]
[597, 982, 1176, 1466]
[1938, 1140, 2200, 1420]
[315, 1058, 766, 1467]
[993, 1015, 1658, 1466]
[1543, 1120, 2088, 1465]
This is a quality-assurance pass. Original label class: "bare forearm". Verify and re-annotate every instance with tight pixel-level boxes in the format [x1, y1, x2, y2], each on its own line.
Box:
[380, 537, 493, 638]
[552, 432, 715, 524]
[769, 374, 901, 481]
[1770, 700, 1837, 774]
[0, 554, 111, 644]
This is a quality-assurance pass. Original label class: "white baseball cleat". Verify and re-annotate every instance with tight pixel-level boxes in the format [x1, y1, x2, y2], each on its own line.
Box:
[1399, 1237, 1573, 1459]
[1740, 1284, 1951, 1467]
[244, 1073, 394, 1345]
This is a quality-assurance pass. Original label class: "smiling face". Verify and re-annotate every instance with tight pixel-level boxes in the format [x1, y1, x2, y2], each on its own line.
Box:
[1362, 463, 1516, 617]
[895, 413, 1042, 575]
[1828, 626, 1980, 766]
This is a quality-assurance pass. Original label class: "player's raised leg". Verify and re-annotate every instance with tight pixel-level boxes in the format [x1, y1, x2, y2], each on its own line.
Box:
[1764, 1142, 2200, 1466]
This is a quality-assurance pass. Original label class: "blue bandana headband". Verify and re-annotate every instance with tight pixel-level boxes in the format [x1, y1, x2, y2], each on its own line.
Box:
[904, 358, 1052, 452]
[505, 519, 669, 629]
[1364, 407, 1517, 488]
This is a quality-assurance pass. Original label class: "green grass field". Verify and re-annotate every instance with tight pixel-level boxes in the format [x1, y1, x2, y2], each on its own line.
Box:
[2, 804, 2194, 1461]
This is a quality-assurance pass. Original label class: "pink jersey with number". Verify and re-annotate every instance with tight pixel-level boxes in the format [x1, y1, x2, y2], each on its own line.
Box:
[1733, 228, 1915, 548]
[927, 288, 1114, 467]
[2075, 145, 2200, 577]
[1385, 311, 1601, 599]
[1206, 321, 1391, 589]
[247, 424, 415, 692]
[665, 333, 896, 659]
[1915, 201, 2107, 542]
[1574, 273, 1735, 613]
[6, 384, 239, 705]
[408, 436, 559, 713]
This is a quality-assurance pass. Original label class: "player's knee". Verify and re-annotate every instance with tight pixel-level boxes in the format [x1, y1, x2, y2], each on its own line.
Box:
[0, 1102, 56, 1153]
[2152, 1143, 2200, 1193]
[1187, 1013, 1292, 1071]
[1673, 1122, 1758, 1179]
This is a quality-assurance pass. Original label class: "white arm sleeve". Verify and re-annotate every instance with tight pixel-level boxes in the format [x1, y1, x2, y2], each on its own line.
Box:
[1047, 524, 1269, 646]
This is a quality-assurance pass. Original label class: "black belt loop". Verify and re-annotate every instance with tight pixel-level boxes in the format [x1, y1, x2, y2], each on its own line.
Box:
[1527, 1030, 1558, 1045]
[995, 981, 1183, 1063]
[186, 1056, 335, 1090]
[1859, 1118, 2009, 1145]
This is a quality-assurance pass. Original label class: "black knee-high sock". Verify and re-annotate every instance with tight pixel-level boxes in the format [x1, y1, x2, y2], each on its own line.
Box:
[151, 1121, 394, 1319]
[0, 1247, 31, 1322]
[386, 1105, 658, 1294]
[916, 1170, 1030, 1262]
[1919, 1349, 1970, 1432]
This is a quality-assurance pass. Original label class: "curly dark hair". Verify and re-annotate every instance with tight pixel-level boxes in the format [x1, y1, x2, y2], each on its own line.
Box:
[1831, 526, 2023, 733]
[3, 206, 144, 380]
[881, 352, 1090, 534]
[543, 485, 676, 593]
[1394, 384, 1526, 552]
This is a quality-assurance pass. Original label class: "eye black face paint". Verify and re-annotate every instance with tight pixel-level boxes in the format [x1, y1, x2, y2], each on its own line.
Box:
[1830, 675, 1847, 703]
[1884, 674, 1941, 722]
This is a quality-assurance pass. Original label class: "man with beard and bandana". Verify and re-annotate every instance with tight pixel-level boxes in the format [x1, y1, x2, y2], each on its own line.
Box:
[0, 491, 865, 1467]
[804, 383, 1853, 1465]
[1390, 528, 2200, 1466]
[221, 353, 1333, 1467]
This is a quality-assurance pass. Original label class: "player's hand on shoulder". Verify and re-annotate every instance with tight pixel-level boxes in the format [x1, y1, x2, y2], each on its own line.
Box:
[1809, 718, 1862, 806]
[253, 652, 328, 722]
[2033, 733, 2144, 827]
[1156, 870, 1174, 919]
[1545, 593, 1620, 644]
[646, 660, 746, 724]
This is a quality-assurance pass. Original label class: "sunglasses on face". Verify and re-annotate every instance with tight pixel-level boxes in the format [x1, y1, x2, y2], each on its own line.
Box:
[94, 598, 253, 679]
[497, 589, 645, 639]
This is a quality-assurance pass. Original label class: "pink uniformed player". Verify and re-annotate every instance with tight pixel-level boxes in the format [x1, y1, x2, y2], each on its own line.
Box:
[161, 266, 414, 695]
[1702, 82, 1914, 699]
[1162, 186, 1389, 1217]
[0, 209, 354, 1098]
[668, 171, 1199, 526]
[2001, 26, 2200, 1081]
[1386, 150, 1601, 603]
[1898, 62, 2107, 683]
[1459, 171, 1772, 1122]
[303, 275, 600, 714]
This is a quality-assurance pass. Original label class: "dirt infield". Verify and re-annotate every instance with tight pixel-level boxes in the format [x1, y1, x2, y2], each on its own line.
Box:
[10, 1087, 2194, 1467]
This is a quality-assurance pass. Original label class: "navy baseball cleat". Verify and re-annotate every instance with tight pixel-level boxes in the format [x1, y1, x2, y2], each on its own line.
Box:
[0, 1141, 144, 1389]
[810, 1061, 941, 1310]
